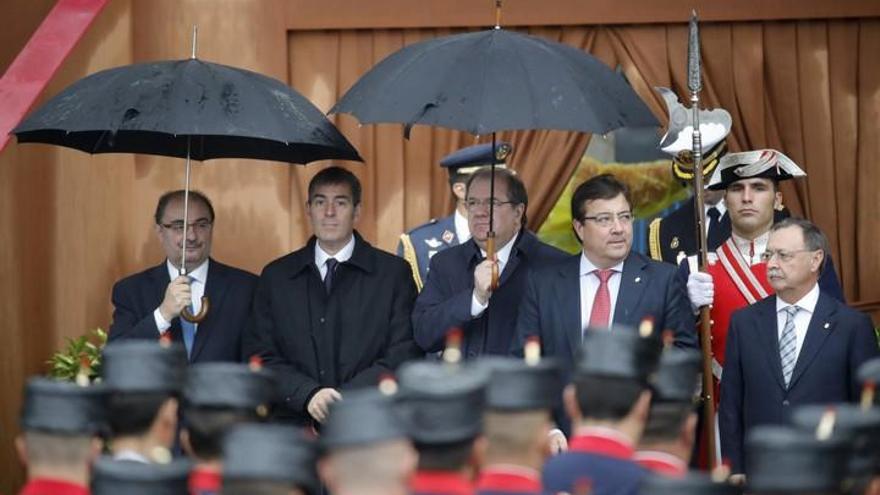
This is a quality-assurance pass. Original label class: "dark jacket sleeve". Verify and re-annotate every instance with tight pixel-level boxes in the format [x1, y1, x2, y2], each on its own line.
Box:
[664, 265, 698, 349]
[347, 262, 422, 386]
[412, 255, 475, 353]
[108, 279, 162, 341]
[719, 311, 746, 474]
[848, 310, 880, 400]
[242, 271, 322, 415]
[511, 270, 541, 356]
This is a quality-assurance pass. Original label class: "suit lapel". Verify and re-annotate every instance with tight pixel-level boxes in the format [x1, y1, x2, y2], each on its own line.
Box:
[612, 253, 647, 326]
[788, 293, 837, 390]
[560, 256, 582, 359]
[757, 297, 786, 391]
[190, 260, 229, 362]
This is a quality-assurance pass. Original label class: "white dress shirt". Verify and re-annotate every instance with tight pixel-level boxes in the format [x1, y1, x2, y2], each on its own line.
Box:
[454, 209, 471, 244]
[579, 253, 625, 336]
[470, 232, 520, 317]
[731, 230, 769, 266]
[153, 258, 209, 334]
[314, 235, 356, 279]
[776, 282, 820, 364]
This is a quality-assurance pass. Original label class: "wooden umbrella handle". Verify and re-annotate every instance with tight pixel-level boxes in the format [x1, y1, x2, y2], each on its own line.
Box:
[181, 296, 209, 323]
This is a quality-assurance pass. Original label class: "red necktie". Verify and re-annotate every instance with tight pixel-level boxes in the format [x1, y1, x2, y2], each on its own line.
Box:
[589, 269, 613, 328]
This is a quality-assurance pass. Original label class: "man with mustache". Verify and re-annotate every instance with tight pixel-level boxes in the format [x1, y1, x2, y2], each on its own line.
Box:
[413, 167, 568, 358]
[719, 218, 878, 480]
[244, 166, 422, 427]
[109, 190, 257, 363]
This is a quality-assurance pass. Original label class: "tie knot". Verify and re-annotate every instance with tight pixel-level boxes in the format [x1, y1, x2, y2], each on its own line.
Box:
[707, 207, 721, 221]
[783, 306, 799, 318]
[326, 258, 338, 272]
[594, 269, 613, 283]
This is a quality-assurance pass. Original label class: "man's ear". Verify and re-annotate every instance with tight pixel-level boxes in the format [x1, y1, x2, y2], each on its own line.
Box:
[180, 429, 195, 458]
[15, 435, 27, 467]
[773, 191, 783, 210]
[470, 435, 488, 473]
[628, 390, 652, 425]
[681, 412, 698, 451]
[810, 250, 824, 274]
[563, 384, 581, 423]
[452, 182, 467, 201]
[317, 456, 335, 488]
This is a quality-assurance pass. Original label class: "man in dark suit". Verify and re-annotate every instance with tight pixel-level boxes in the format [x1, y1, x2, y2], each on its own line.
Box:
[514, 173, 696, 371]
[109, 190, 257, 363]
[413, 168, 569, 358]
[243, 166, 422, 427]
[719, 218, 879, 479]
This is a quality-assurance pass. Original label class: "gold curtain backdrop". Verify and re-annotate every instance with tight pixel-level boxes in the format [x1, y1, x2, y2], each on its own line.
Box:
[0, 0, 878, 490]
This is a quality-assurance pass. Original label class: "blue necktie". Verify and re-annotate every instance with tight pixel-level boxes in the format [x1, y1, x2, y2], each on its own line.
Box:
[181, 304, 196, 358]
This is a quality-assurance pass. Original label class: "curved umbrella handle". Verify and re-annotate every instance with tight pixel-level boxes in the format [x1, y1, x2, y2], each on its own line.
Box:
[181, 296, 209, 323]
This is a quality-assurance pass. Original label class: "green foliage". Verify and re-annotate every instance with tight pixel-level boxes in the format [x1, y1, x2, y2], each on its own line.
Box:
[47, 328, 107, 382]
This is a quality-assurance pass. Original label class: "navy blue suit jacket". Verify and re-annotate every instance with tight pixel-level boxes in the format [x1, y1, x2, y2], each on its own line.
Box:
[109, 259, 257, 363]
[412, 230, 569, 357]
[513, 251, 697, 369]
[719, 291, 880, 474]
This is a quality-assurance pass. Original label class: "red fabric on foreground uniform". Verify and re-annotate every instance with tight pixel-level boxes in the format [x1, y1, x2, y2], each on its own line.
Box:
[475, 466, 542, 494]
[410, 470, 474, 495]
[634, 451, 688, 478]
[19, 478, 89, 495]
[188, 467, 222, 495]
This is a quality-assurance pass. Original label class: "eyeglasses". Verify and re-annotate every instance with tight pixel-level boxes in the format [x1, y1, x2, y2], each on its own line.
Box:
[580, 212, 634, 228]
[760, 249, 815, 263]
[465, 198, 516, 211]
[160, 219, 213, 234]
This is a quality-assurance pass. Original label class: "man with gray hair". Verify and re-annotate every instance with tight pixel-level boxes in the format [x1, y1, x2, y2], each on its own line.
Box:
[719, 217, 879, 481]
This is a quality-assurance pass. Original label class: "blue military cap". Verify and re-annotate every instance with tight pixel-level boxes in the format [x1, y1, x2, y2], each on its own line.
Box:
[650, 347, 702, 403]
[575, 323, 663, 384]
[223, 423, 319, 494]
[440, 142, 512, 175]
[20, 377, 107, 435]
[321, 389, 409, 450]
[183, 362, 276, 414]
[91, 456, 191, 494]
[101, 340, 187, 394]
[480, 356, 563, 412]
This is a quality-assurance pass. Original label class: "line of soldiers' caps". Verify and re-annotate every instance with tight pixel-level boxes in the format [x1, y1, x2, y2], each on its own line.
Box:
[575, 322, 663, 383]
[649, 347, 702, 404]
[321, 388, 409, 449]
[20, 377, 107, 435]
[790, 404, 880, 491]
[101, 339, 187, 393]
[640, 472, 741, 495]
[222, 423, 319, 494]
[745, 424, 851, 494]
[91, 457, 191, 494]
[395, 359, 490, 444]
[183, 360, 276, 415]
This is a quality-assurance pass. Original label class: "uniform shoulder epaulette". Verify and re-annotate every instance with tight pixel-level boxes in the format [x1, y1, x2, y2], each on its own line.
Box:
[398, 233, 424, 291]
[648, 217, 663, 262]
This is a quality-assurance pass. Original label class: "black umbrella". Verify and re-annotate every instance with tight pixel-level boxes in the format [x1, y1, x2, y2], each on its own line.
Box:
[13, 36, 361, 321]
[331, 24, 657, 286]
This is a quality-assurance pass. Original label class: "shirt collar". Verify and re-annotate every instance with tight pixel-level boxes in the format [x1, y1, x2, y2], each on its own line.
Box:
[166, 258, 209, 284]
[479, 231, 519, 266]
[569, 426, 635, 460]
[476, 465, 541, 493]
[19, 479, 89, 495]
[189, 466, 222, 493]
[731, 230, 769, 264]
[410, 470, 473, 495]
[634, 450, 688, 477]
[113, 449, 152, 463]
[454, 209, 471, 243]
[708, 199, 727, 217]
[579, 252, 625, 277]
[314, 234, 356, 269]
[776, 282, 820, 314]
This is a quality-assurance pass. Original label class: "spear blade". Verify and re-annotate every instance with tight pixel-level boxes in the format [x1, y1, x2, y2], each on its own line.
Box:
[688, 11, 702, 93]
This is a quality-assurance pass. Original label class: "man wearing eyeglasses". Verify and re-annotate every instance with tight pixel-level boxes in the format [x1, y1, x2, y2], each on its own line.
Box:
[514, 173, 696, 374]
[413, 167, 568, 358]
[109, 190, 257, 363]
[719, 218, 878, 478]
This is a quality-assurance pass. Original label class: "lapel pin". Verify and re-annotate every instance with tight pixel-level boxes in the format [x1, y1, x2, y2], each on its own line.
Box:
[823, 322, 831, 330]
[634, 277, 641, 284]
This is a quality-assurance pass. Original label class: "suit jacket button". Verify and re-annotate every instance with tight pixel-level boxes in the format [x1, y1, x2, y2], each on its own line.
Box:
[782, 400, 790, 406]
[320, 317, 325, 323]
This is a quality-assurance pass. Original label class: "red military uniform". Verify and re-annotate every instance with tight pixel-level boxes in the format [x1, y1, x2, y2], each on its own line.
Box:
[188, 467, 221, 495]
[634, 451, 688, 478]
[411, 470, 474, 495]
[475, 465, 542, 495]
[19, 478, 89, 495]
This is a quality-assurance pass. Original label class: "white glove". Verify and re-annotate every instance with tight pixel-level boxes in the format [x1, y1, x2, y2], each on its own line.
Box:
[687, 271, 714, 313]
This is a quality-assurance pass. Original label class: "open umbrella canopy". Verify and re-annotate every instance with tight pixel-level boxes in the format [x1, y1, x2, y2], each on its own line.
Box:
[13, 58, 362, 163]
[331, 28, 658, 136]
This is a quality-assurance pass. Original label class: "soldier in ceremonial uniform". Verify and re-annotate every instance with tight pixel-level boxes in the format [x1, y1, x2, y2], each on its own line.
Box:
[319, 389, 417, 495]
[635, 347, 702, 478]
[180, 362, 276, 495]
[16, 378, 106, 495]
[90, 457, 191, 494]
[398, 142, 512, 291]
[222, 424, 319, 495]
[397, 359, 491, 495]
[542, 323, 662, 495]
[744, 425, 851, 494]
[476, 349, 564, 495]
[100, 340, 187, 463]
